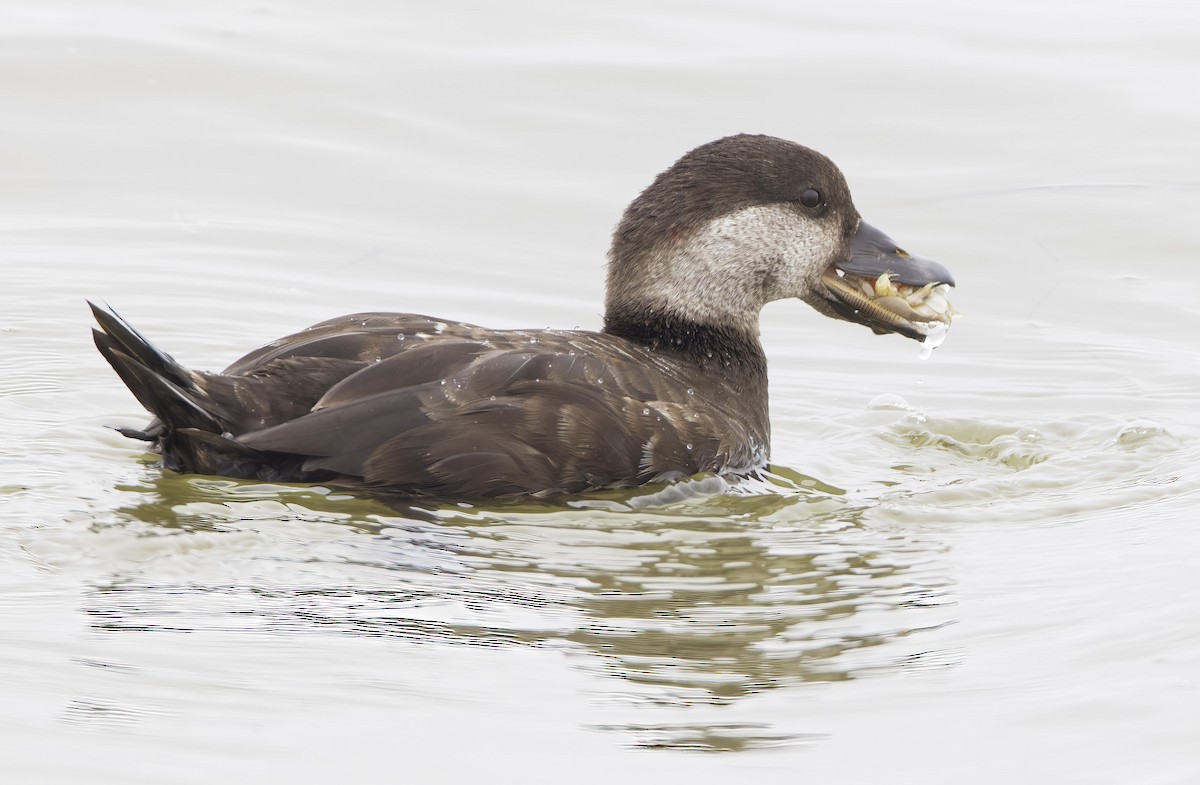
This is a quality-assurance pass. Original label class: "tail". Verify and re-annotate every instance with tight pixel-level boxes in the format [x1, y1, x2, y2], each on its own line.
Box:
[91, 302, 356, 482]
[89, 301, 224, 434]
[90, 301, 264, 475]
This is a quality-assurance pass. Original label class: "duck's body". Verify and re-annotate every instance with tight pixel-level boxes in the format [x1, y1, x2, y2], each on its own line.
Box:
[92, 134, 956, 498]
[94, 308, 770, 497]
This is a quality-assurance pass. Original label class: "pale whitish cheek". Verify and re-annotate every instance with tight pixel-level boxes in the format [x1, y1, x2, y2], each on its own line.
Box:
[774, 222, 839, 301]
[622, 205, 839, 314]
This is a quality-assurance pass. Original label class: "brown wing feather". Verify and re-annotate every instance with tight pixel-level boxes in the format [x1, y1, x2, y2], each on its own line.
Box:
[231, 334, 754, 497]
[195, 356, 369, 434]
[359, 384, 648, 496]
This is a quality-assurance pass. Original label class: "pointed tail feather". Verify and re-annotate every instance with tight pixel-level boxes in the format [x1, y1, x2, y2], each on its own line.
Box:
[88, 301, 193, 390]
[90, 301, 228, 439]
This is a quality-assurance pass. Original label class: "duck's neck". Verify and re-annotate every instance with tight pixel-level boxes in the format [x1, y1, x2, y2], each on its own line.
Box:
[602, 304, 768, 382]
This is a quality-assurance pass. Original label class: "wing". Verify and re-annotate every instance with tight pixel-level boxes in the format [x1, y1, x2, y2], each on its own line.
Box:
[237, 340, 761, 498]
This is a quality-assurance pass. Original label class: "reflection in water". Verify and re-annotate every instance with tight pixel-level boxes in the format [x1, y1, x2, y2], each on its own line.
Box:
[84, 469, 956, 751]
[589, 722, 825, 753]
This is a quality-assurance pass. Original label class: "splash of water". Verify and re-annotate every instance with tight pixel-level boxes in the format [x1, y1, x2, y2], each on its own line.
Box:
[919, 321, 949, 360]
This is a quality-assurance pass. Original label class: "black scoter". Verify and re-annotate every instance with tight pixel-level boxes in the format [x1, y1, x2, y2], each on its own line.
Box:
[91, 134, 956, 498]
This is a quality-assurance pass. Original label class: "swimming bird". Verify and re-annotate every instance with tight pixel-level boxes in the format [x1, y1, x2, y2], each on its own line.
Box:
[91, 134, 956, 498]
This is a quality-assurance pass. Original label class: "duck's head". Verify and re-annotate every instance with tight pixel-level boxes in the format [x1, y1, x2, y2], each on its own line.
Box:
[605, 134, 956, 343]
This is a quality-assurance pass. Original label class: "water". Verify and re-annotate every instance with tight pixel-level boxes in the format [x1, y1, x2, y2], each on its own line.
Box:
[4, 1, 1200, 781]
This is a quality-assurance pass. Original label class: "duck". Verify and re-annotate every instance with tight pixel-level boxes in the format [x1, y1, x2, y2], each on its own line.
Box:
[91, 134, 956, 499]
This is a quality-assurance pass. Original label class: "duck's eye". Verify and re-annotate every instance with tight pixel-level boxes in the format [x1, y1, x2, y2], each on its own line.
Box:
[799, 188, 822, 209]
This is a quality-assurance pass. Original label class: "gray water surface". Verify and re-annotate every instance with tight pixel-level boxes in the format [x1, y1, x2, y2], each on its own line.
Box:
[3, 1, 1200, 782]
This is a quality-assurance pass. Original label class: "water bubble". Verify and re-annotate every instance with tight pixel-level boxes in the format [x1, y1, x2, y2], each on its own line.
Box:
[867, 393, 911, 411]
